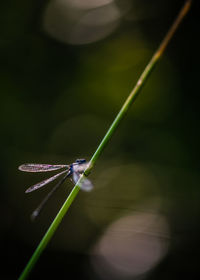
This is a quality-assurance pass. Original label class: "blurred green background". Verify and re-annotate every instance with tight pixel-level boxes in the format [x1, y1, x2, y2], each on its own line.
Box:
[1, 0, 200, 279]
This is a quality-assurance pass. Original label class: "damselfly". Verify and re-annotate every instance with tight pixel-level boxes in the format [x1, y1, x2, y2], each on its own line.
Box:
[18, 159, 93, 219]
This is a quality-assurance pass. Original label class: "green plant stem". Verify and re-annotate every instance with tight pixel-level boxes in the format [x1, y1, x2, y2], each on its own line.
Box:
[18, 1, 192, 279]
[85, 0, 192, 175]
[19, 185, 80, 280]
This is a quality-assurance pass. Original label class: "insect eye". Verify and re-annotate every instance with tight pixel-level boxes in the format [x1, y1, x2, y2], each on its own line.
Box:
[76, 159, 86, 164]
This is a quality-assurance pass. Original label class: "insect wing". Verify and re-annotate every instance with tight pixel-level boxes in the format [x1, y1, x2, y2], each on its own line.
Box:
[73, 172, 93, 192]
[81, 177, 93, 191]
[25, 170, 68, 193]
[18, 163, 68, 172]
[73, 162, 89, 173]
[30, 172, 70, 220]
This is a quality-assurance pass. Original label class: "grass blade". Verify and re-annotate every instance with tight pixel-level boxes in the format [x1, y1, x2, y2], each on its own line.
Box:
[18, 1, 192, 279]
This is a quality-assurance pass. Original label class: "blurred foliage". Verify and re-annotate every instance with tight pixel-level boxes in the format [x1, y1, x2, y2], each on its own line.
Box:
[0, 0, 200, 279]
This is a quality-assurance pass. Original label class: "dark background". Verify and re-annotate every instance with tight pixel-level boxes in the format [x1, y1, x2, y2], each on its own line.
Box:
[1, 0, 200, 279]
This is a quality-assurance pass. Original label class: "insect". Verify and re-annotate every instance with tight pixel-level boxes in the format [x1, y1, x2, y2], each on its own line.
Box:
[18, 159, 93, 219]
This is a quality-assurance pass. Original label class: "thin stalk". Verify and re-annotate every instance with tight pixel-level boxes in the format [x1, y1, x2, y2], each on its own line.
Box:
[85, 0, 192, 175]
[19, 185, 80, 280]
[18, 1, 192, 279]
